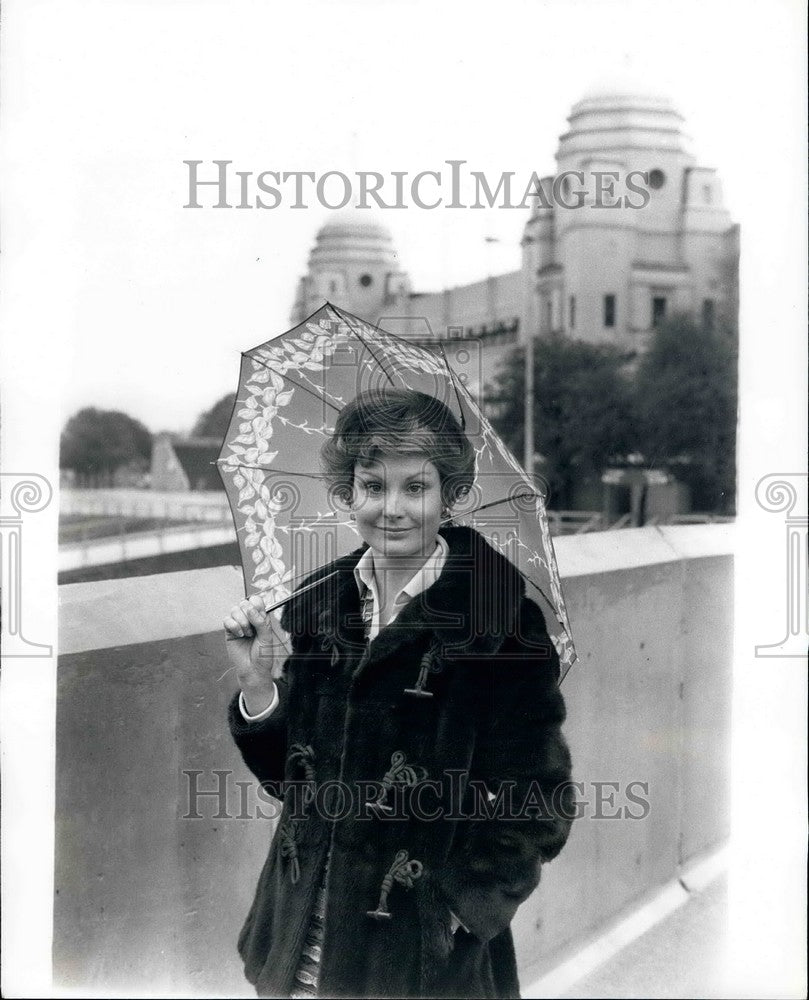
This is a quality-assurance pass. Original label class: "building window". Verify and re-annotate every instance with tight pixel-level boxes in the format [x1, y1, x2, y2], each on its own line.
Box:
[703, 184, 713, 205]
[648, 169, 666, 189]
[603, 294, 616, 328]
[359, 273, 373, 287]
[702, 297, 715, 331]
[544, 299, 552, 331]
[569, 294, 576, 331]
[329, 280, 338, 295]
[652, 296, 667, 327]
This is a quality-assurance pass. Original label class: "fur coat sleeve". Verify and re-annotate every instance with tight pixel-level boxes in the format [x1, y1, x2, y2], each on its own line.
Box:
[227, 677, 290, 794]
[436, 597, 573, 943]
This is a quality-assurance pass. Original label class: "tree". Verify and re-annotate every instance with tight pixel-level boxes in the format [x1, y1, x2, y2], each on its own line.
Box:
[60, 408, 152, 485]
[634, 316, 737, 513]
[485, 337, 636, 508]
[191, 392, 236, 439]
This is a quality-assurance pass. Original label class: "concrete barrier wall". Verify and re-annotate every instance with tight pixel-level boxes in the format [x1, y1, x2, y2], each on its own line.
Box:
[54, 525, 734, 996]
[513, 525, 733, 980]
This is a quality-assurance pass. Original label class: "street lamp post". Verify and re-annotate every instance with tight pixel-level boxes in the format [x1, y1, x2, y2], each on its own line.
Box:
[484, 233, 537, 479]
[524, 331, 534, 479]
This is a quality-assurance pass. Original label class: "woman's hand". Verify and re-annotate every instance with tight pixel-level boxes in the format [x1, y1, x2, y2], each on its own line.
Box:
[223, 595, 291, 715]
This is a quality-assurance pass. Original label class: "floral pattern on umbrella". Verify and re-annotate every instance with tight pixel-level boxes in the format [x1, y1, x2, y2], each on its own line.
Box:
[218, 303, 576, 676]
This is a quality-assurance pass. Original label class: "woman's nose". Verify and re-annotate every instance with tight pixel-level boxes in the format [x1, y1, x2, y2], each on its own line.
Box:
[384, 490, 404, 517]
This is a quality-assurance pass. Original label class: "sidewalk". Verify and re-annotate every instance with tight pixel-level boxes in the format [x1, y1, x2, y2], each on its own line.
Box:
[557, 873, 728, 999]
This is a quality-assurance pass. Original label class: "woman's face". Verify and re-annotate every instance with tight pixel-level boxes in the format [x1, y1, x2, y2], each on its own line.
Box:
[351, 452, 444, 559]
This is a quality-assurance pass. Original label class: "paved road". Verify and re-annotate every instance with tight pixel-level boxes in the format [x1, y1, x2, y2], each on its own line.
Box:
[559, 874, 729, 999]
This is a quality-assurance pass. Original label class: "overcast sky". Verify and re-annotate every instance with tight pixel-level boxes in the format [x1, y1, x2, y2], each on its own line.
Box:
[3, 0, 800, 434]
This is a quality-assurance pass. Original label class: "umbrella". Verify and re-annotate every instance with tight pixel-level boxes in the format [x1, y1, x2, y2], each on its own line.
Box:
[217, 302, 576, 679]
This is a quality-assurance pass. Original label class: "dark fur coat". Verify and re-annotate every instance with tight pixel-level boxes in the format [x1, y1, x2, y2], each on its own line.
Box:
[229, 525, 573, 999]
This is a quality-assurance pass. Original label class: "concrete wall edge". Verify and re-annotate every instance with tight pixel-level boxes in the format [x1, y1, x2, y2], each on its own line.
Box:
[58, 524, 735, 656]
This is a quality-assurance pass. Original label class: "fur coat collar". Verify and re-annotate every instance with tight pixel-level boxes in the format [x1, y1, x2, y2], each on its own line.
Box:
[280, 523, 528, 662]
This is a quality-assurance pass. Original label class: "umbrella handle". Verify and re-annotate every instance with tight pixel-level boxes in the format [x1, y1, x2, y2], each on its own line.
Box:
[223, 569, 340, 640]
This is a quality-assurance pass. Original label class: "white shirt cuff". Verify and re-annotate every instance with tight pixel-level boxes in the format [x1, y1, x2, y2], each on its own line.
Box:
[238, 684, 279, 722]
[450, 910, 468, 934]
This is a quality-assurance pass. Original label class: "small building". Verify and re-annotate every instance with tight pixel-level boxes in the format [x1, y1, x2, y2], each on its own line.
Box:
[602, 466, 691, 526]
[150, 435, 224, 492]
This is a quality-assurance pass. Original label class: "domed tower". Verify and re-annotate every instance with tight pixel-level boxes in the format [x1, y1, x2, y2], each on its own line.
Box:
[522, 176, 557, 341]
[527, 80, 737, 345]
[290, 213, 412, 324]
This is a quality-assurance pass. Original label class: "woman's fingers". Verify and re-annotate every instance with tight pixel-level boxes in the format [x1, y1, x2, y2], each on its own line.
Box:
[225, 602, 257, 637]
[225, 596, 290, 651]
[223, 615, 247, 638]
[244, 602, 270, 633]
[242, 598, 288, 646]
[233, 605, 253, 631]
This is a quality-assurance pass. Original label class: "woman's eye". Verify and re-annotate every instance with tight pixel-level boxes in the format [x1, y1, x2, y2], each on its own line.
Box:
[407, 482, 426, 494]
[364, 482, 382, 495]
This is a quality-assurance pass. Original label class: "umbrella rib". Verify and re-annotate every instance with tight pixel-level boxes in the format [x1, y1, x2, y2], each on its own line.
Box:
[241, 352, 343, 413]
[451, 491, 541, 517]
[214, 461, 327, 480]
[437, 341, 467, 431]
[330, 301, 441, 353]
[332, 306, 398, 387]
[451, 375, 528, 484]
[521, 575, 567, 629]
[444, 492, 567, 627]
[327, 303, 468, 430]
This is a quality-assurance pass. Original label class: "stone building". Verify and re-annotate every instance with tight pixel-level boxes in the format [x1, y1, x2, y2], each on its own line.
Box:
[290, 215, 412, 332]
[524, 84, 739, 350]
[290, 83, 739, 385]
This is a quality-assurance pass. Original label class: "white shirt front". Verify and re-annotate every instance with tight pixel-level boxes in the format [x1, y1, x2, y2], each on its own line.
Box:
[352, 534, 449, 641]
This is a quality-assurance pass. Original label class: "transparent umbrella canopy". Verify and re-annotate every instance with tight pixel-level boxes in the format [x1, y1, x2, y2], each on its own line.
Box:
[217, 302, 576, 678]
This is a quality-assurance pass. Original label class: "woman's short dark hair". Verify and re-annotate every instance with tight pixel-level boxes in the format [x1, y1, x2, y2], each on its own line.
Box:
[321, 388, 475, 508]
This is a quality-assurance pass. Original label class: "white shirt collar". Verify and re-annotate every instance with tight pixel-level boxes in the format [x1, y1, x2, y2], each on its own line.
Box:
[354, 534, 449, 638]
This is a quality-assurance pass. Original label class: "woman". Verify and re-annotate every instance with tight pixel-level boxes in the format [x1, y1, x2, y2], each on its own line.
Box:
[223, 388, 573, 999]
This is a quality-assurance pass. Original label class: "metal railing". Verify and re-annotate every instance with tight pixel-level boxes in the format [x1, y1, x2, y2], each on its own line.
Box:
[546, 510, 734, 535]
[643, 513, 735, 526]
[60, 489, 232, 524]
